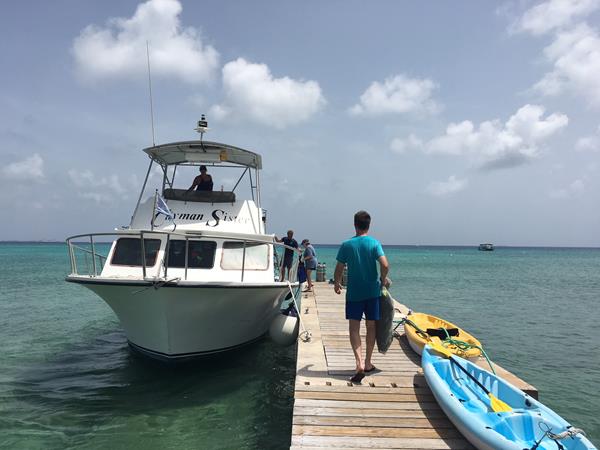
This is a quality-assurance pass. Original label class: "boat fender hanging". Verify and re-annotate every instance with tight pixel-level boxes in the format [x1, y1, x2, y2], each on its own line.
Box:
[269, 313, 299, 346]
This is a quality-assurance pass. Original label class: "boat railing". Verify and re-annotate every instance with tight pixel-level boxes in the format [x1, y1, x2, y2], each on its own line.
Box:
[66, 230, 302, 283]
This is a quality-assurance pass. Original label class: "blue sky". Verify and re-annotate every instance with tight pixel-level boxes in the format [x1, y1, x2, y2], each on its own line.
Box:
[1, 0, 599, 246]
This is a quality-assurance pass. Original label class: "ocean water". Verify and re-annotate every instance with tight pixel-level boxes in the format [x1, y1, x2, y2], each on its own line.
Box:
[0, 243, 598, 448]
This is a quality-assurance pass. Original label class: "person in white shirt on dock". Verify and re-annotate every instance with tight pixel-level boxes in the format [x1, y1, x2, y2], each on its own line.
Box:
[334, 210, 389, 383]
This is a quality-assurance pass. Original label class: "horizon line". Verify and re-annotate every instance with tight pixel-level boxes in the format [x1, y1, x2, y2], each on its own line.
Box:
[1, 240, 599, 249]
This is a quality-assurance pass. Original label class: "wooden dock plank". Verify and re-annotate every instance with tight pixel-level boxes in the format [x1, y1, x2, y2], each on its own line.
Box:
[293, 416, 455, 429]
[294, 391, 433, 402]
[293, 406, 449, 419]
[293, 424, 463, 439]
[294, 398, 441, 411]
[294, 385, 431, 395]
[291, 435, 475, 449]
[291, 283, 535, 449]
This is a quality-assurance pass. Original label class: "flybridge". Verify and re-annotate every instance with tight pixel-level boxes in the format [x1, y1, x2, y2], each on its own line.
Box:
[130, 118, 265, 233]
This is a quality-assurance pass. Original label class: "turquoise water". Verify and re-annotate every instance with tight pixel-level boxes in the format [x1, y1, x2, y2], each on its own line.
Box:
[0, 243, 598, 448]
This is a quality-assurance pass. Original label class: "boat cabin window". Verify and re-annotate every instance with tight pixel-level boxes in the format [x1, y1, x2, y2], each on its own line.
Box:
[111, 238, 161, 266]
[221, 241, 269, 271]
[167, 240, 217, 269]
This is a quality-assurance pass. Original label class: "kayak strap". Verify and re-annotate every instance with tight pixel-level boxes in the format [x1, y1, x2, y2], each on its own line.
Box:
[531, 424, 586, 450]
[437, 327, 497, 375]
[548, 427, 586, 440]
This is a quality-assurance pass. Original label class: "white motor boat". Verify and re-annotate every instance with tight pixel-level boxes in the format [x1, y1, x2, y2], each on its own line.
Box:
[66, 121, 299, 361]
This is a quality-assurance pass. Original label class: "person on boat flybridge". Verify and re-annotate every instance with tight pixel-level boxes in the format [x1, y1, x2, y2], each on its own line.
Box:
[333, 211, 389, 384]
[188, 165, 213, 192]
[275, 230, 298, 281]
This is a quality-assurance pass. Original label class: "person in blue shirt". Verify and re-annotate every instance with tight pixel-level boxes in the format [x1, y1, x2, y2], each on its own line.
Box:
[334, 210, 389, 383]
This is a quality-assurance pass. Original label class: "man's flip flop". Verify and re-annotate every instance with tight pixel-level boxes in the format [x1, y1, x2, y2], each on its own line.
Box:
[350, 372, 365, 383]
[365, 366, 379, 373]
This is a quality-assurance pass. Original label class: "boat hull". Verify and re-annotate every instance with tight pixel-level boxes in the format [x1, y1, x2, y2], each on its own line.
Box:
[69, 278, 291, 360]
[422, 346, 596, 450]
[404, 312, 481, 360]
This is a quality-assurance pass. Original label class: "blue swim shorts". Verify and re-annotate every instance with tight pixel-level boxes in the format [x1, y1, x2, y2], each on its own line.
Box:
[345, 297, 380, 321]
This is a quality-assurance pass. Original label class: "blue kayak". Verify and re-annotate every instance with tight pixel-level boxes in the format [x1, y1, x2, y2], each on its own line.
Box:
[422, 345, 596, 450]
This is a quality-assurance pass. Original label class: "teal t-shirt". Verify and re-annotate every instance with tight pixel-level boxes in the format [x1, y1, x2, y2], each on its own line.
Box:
[336, 235, 385, 302]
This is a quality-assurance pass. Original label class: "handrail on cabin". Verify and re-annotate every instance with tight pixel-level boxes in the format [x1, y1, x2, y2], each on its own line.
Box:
[66, 230, 301, 282]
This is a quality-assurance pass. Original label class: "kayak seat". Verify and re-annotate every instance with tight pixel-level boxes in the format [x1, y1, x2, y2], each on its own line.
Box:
[426, 327, 459, 339]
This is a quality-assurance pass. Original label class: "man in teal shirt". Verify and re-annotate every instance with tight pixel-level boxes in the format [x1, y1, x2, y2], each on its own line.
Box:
[334, 211, 389, 383]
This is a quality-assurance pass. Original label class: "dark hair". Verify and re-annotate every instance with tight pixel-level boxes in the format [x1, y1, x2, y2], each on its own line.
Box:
[354, 210, 371, 231]
[199, 165, 207, 171]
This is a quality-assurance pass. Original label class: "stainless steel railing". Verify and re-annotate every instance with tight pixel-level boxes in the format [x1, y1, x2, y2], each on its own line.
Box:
[66, 230, 301, 283]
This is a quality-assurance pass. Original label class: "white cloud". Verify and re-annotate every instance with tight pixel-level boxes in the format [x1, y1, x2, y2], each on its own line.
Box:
[411, 104, 568, 170]
[426, 175, 468, 197]
[533, 24, 600, 105]
[575, 124, 600, 151]
[349, 74, 440, 116]
[68, 169, 135, 203]
[72, 0, 219, 84]
[575, 136, 599, 150]
[550, 178, 585, 198]
[390, 134, 423, 154]
[514, 0, 600, 36]
[576, 135, 600, 151]
[2, 153, 44, 181]
[210, 58, 325, 129]
[262, 172, 305, 205]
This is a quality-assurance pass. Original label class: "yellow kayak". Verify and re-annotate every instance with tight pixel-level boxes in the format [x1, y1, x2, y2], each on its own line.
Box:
[404, 312, 482, 360]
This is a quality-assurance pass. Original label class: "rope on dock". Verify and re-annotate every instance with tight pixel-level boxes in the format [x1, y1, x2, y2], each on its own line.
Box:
[287, 281, 312, 342]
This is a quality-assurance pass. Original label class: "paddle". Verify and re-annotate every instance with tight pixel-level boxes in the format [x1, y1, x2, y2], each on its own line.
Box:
[428, 342, 512, 413]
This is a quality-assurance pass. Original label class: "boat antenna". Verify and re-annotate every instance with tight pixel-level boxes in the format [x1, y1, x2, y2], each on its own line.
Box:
[146, 40, 156, 147]
[194, 115, 209, 151]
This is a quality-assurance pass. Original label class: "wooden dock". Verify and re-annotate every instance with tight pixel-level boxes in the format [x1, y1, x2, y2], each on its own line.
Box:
[291, 282, 537, 449]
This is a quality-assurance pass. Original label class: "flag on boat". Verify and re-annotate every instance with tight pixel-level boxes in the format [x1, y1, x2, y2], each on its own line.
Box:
[155, 194, 175, 221]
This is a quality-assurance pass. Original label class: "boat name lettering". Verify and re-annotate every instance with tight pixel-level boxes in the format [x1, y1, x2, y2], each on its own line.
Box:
[206, 209, 250, 227]
[176, 213, 205, 221]
[173, 209, 251, 227]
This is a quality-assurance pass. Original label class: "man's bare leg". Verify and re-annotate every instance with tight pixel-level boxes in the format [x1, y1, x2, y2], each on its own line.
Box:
[349, 319, 364, 372]
[364, 320, 376, 371]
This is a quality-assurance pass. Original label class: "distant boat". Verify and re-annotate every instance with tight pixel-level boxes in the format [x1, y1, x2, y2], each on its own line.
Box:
[478, 243, 494, 251]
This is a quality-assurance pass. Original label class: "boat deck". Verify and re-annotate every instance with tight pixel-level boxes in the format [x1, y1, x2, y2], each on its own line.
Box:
[291, 282, 537, 449]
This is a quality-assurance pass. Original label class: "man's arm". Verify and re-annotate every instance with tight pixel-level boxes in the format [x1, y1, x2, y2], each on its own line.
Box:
[378, 255, 389, 287]
[333, 262, 345, 294]
[187, 176, 199, 192]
